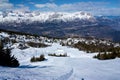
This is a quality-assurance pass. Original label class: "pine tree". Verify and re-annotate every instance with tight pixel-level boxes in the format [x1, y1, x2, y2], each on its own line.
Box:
[0, 40, 19, 67]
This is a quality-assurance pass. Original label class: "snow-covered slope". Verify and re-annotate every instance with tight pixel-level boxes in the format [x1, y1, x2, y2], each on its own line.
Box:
[0, 43, 120, 80]
[0, 32, 120, 80]
[0, 11, 95, 23]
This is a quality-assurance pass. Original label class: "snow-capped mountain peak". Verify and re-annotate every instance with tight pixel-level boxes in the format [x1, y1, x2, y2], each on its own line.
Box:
[0, 11, 95, 23]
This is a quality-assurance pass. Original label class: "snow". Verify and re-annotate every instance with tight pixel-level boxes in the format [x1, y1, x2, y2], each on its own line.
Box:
[0, 11, 95, 23]
[54, 49, 66, 55]
[0, 32, 9, 37]
[0, 43, 120, 80]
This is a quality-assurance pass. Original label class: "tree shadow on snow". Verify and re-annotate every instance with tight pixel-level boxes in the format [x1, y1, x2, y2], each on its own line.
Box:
[19, 65, 52, 69]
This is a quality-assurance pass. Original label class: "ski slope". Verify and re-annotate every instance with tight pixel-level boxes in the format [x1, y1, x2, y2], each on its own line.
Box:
[0, 43, 120, 80]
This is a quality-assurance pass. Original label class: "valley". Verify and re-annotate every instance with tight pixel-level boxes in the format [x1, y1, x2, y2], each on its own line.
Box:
[0, 11, 120, 42]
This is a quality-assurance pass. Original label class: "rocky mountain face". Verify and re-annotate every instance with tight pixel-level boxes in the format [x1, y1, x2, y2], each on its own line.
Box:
[0, 11, 120, 42]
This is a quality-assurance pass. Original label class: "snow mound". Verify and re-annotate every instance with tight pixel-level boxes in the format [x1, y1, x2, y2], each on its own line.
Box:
[54, 49, 66, 55]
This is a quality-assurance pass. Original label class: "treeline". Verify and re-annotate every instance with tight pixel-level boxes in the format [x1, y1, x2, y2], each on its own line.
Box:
[73, 41, 120, 60]
[0, 29, 39, 37]
[73, 41, 120, 53]
[27, 42, 48, 48]
[0, 29, 65, 39]
[94, 51, 120, 60]
[61, 39, 120, 60]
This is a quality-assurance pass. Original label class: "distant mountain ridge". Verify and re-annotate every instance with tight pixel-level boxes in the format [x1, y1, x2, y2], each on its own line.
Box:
[0, 11, 95, 23]
[0, 11, 120, 42]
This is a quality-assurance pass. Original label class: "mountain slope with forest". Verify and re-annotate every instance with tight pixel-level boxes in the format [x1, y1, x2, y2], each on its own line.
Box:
[0, 11, 120, 42]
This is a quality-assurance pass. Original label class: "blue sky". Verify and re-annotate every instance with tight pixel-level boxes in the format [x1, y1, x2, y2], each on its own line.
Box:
[0, 0, 120, 15]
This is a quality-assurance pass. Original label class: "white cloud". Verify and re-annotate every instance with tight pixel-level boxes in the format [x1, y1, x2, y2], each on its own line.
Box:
[15, 4, 30, 12]
[34, 2, 120, 16]
[0, 3, 13, 9]
[0, 0, 13, 10]
[35, 3, 57, 8]
[0, 0, 30, 12]
[58, 2, 112, 14]
[29, 2, 35, 5]
[0, 0, 9, 3]
[17, 4, 25, 7]
[14, 7, 30, 12]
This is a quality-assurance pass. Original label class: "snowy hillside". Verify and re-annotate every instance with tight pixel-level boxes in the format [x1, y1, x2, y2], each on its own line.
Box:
[0, 11, 95, 23]
[0, 43, 120, 80]
[0, 31, 120, 80]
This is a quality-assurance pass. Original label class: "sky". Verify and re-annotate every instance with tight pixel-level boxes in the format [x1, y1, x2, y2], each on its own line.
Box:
[0, 0, 120, 16]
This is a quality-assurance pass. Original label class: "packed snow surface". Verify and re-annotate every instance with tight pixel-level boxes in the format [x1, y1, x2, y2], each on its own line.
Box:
[0, 43, 120, 80]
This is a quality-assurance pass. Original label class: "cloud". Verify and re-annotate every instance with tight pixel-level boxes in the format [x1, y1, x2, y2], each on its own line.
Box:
[34, 2, 120, 16]
[35, 3, 57, 8]
[15, 4, 30, 12]
[29, 2, 35, 5]
[17, 4, 25, 7]
[1, 0, 118, 16]
[0, 3, 13, 9]
[0, 0, 13, 10]
[0, 0, 30, 12]
[59, 2, 108, 11]
[0, 0, 9, 3]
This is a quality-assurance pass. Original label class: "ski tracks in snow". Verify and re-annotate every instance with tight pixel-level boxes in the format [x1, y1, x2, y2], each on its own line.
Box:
[55, 68, 73, 80]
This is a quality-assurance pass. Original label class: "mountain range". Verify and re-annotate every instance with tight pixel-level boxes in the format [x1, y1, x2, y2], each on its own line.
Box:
[0, 11, 120, 42]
